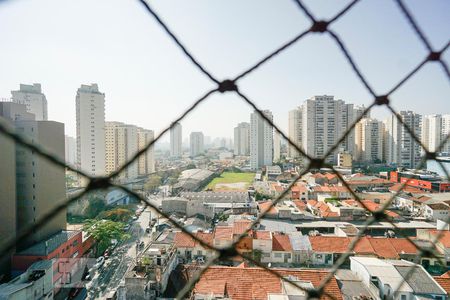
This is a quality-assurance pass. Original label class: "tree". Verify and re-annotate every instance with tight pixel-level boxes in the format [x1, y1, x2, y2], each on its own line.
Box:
[144, 175, 162, 191]
[85, 196, 106, 219]
[83, 219, 129, 256]
[252, 249, 263, 263]
[97, 208, 133, 222]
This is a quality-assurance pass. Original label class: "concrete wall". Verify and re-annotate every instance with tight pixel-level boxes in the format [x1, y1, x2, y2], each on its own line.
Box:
[0, 117, 16, 278]
[15, 121, 66, 249]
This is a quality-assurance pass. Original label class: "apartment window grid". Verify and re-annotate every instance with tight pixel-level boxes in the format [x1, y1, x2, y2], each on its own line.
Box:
[0, 0, 448, 299]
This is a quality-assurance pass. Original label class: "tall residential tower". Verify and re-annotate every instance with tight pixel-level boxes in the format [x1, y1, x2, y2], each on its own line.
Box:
[76, 84, 105, 177]
[170, 122, 182, 158]
[250, 110, 273, 170]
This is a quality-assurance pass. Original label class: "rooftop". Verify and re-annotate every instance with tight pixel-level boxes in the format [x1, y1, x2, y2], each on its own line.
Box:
[16, 230, 79, 256]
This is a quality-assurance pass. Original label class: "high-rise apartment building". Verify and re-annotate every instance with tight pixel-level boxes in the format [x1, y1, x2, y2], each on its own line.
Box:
[76, 84, 105, 177]
[190, 132, 204, 157]
[1, 101, 66, 249]
[11, 83, 48, 121]
[65, 135, 77, 167]
[250, 110, 273, 170]
[354, 118, 383, 163]
[288, 108, 302, 158]
[137, 128, 155, 175]
[170, 122, 182, 158]
[385, 111, 422, 168]
[233, 122, 250, 156]
[301, 95, 365, 163]
[273, 131, 281, 162]
[0, 103, 22, 277]
[442, 115, 450, 154]
[422, 114, 441, 153]
[105, 122, 138, 180]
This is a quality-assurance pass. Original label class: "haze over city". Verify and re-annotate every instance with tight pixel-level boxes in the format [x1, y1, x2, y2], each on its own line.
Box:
[0, 0, 449, 139]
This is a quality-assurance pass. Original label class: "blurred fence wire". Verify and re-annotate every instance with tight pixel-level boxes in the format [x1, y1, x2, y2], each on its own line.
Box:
[0, 0, 449, 299]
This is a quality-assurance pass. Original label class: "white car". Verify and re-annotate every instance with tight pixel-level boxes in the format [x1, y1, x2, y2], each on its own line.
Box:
[94, 256, 105, 269]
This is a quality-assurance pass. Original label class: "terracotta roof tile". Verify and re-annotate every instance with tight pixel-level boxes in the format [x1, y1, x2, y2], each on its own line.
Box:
[254, 230, 271, 240]
[214, 226, 233, 241]
[434, 277, 450, 295]
[309, 236, 350, 253]
[427, 230, 450, 248]
[233, 219, 252, 235]
[193, 266, 342, 300]
[293, 200, 307, 210]
[272, 233, 292, 251]
[366, 237, 399, 259]
[174, 232, 196, 248]
[258, 201, 278, 214]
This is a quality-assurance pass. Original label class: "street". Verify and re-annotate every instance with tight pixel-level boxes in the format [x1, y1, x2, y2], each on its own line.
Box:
[85, 206, 154, 299]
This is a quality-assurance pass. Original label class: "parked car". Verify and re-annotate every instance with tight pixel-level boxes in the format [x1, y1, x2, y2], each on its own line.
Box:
[139, 241, 145, 249]
[132, 216, 138, 221]
[145, 226, 151, 233]
[123, 224, 130, 231]
[95, 256, 105, 269]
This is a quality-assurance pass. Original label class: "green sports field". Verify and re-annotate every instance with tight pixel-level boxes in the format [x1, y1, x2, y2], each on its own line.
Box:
[206, 172, 255, 191]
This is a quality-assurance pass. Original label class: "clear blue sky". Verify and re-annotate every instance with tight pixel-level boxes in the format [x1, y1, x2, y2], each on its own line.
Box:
[0, 0, 448, 140]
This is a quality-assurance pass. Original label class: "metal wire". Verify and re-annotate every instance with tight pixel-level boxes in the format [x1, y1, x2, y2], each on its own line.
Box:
[0, 0, 449, 299]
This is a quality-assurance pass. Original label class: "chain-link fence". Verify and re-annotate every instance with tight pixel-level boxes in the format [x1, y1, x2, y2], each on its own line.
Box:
[0, 0, 449, 299]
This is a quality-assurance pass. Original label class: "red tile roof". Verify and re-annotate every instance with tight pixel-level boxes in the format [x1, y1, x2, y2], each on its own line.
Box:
[193, 266, 343, 300]
[427, 230, 450, 248]
[236, 236, 253, 252]
[389, 183, 424, 194]
[309, 236, 350, 253]
[214, 226, 233, 241]
[174, 231, 214, 248]
[293, 200, 307, 210]
[258, 201, 278, 214]
[254, 230, 271, 240]
[313, 186, 350, 193]
[232, 219, 252, 235]
[434, 277, 450, 295]
[272, 233, 293, 251]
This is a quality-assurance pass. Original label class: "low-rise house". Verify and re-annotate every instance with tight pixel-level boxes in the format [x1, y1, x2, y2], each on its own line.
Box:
[424, 202, 450, 222]
[417, 229, 450, 267]
[0, 260, 53, 300]
[306, 172, 339, 185]
[174, 231, 215, 262]
[312, 185, 352, 200]
[124, 242, 178, 299]
[288, 232, 312, 265]
[271, 232, 293, 263]
[395, 193, 431, 214]
[252, 231, 272, 263]
[291, 183, 309, 200]
[191, 265, 343, 300]
[213, 226, 233, 249]
[266, 165, 282, 181]
[350, 257, 447, 300]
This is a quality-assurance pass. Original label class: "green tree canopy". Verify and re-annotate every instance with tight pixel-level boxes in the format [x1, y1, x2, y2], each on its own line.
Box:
[83, 219, 129, 256]
[97, 207, 133, 222]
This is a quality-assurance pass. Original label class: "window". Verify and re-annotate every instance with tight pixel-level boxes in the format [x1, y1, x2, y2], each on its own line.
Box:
[274, 253, 282, 258]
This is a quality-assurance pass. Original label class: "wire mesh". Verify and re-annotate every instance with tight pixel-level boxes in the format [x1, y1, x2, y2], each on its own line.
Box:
[0, 0, 449, 299]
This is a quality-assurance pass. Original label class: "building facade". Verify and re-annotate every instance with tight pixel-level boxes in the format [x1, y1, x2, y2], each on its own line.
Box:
[170, 122, 182, 158]
[354, 118, 383, 163]
[301, 95, 365, 163]
[288, 108, 302, 158]
[233, 122, 250, 156]
[189, 131, 204, 157]
[385, 111, 422, 168]
[105, 121, 139, 180]
[75, 84, 105, 177]
[64, 135, 76, 167]
[137, 128, 155, 175]
[11, 83, 48, 121]
[250, 110, 273, 170]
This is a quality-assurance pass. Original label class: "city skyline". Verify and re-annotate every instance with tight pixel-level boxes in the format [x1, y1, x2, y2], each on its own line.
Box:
[0, 0, 448, 139]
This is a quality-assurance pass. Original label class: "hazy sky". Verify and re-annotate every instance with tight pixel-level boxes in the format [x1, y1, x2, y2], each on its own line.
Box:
[0, 0, 448, 141]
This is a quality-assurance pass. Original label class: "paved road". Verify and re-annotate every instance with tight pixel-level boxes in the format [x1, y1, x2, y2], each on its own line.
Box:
[86, 207, 154, 299]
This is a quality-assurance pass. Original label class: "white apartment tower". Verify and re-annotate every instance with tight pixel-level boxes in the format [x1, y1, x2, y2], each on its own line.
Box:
[288, 108, 302, 158]
[170, 122, 182, 158]
[65, 135, 77, 167]
[233, 122, 250, 156]
[422, 114, 442, 153]
[385, 111, 422, 168]
[250, 110, 273, 170]
[137, 128, 155, 175]
[273, 131, 281, 162]
[11, 83, 48, 121]
[301, 95, 365, 163]
[442, 115, 450, 154]
[190, 132, 204, 157]
[76, 84, 105, 177]
[354, 118, 383, 163]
